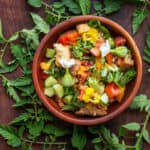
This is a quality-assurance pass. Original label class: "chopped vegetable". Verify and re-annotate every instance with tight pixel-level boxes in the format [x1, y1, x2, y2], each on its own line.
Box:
[114, 36, 127, 47]
[105, 83, 120, 99]
[45, 48, 55, 58]
[62, 69, 75, 87]
[40, 62, 50, 71]
[110, 46, 129, 57]
[44, 76, 57, 87]
[53, 84, 64, 98]
[44, 87, 55, 97]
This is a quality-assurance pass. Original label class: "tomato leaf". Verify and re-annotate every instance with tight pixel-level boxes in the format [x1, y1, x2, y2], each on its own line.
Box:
[104, 0, 123, 14]
[78, 0, 91, 15]
[142, 129, 150, 144]
[132, 8, 148, 34]
[27, 0, 42, 8]
[30, 13, 50, 34]
[71, 125, 87, 150]
[0, 126, 21, 147]
[122, 122, 140, 131]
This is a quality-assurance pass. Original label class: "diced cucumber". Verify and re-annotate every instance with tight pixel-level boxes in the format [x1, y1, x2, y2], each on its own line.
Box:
[53, 84, 64, 98]
[44, 76, 57, 87]
[63, 95, 72, 104]
[45, 48, 55, 58]
[44, 87, 55, 97]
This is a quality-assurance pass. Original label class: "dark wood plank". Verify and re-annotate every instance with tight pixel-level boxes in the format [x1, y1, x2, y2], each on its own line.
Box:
[0, 1, 150, 149]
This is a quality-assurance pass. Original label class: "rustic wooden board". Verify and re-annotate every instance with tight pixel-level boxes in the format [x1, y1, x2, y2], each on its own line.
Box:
[0, 0, 150, 149]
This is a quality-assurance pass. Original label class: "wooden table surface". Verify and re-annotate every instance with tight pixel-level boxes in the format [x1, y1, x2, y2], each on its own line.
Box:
[0, 0, 150, 149]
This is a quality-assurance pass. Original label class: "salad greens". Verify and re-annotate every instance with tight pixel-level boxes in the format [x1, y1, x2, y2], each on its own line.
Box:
[0, 0, 150, 150]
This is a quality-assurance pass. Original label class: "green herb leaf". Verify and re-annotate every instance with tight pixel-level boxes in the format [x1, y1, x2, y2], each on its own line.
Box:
[129, 94, 150, 112]
[146, 27, 150, 48]
[27, 120, 44, 138]
[93, 1, 102, 15]
[122, 122, 140, 131]
[30, 13, 49, 34]
[0, 126, 21, 147]
[119, 68, 136, 86]
[92, 137, 102, 144]
[21, 28, 39, 50]
[104, 0, 123, 14]
[43, 125, 70, 137]
[132, 8, 148, 34]
[62, 0, 81, 14]
[0, 18, 6, 43]
[27, 0, 42, 7]
[0, 60, 18, 74]
[78, 0, 91, 15]
[142, 128, 150, 144]
[10, 113, 31, 124]
[9, 76, 32, 87]
[71, 125, 87, 150]
[8, 32, 19, 42]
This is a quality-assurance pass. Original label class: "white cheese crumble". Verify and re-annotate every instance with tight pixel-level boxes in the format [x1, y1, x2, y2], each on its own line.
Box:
[59, 58, 75, 68]
[101, 93, 109, 104]
[100, 40, 110, 57]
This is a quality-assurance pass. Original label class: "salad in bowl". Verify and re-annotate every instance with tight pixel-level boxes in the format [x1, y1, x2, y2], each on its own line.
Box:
[39, 20, 136, 117]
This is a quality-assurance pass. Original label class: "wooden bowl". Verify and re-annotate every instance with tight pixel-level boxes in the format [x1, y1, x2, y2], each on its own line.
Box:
[32, 16, 142, 125]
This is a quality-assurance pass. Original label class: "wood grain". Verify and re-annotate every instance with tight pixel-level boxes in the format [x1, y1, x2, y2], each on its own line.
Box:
[0, 0, 150, 149]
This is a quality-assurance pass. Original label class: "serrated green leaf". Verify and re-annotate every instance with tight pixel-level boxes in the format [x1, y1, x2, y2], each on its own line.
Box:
[30, 13, 49, 34]
[142, 128, 150, 144]
[93, 1, 102, 11]
[144, 47, 150, 57]
[21, 28, 39, 50]
[143, 56, 150, 63]
[132, 8, 148, 34]
[122, 122, 140, 131]
[71, 125, 87, 150]
[62, 0, 81, 14]
[43, 125, 70, 137]
[27, 120, 44, 138]
[0, 126, 21, 147]
[8, 32, 19, 42]
[130, 95, 150, 112]
[0, 60, 18, 74]
[11, 113, 31, 124]
[27, 0, 42, 7]
[92, 137, 102, 144]
[78, 0, 91, 15]
[10, 76, 32, 87]
[104, 0, 123, 14]
[146, 27, 150, 48]
[0, 18, 6, 44]
[2, 78, 21, 102]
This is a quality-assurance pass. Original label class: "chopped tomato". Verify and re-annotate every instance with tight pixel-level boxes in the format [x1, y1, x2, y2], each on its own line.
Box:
[105, 83, 120, 100]
[58, 30, 79, 45]
[40, 72, 49, 80]
[114, 36, 126, 47]
[95, 38, 104, 48]
[90, 48, 100, 57]
[106, 53, 113, 65]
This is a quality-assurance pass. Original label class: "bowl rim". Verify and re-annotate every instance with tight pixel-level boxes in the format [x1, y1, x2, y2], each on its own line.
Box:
[32, 15, 142, 125]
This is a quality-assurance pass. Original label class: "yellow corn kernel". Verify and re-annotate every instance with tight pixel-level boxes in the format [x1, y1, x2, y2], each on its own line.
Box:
[82, 28, 99, 43]
[82, 94, 90, 103]
[85, 87, 95, 96]
[90, 93, 100, 104]
[40, 62, 50, 71]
